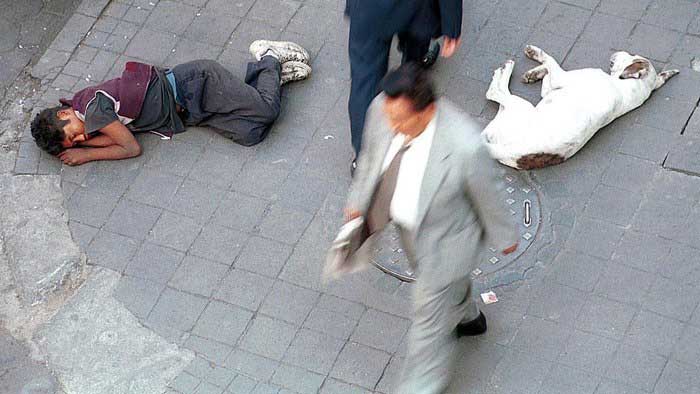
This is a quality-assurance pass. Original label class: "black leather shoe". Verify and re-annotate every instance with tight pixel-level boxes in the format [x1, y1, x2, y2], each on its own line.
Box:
[420, 42, 441, 69]
[351, 159, 357, 177]
[456, 312, 487, 337]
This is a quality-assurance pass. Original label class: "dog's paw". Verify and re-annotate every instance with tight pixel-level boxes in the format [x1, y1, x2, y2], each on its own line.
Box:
[522, 73, 536, 84]
[524, 45, 545, 62]
[493, 60, 515, 77]
[522, 67, 547, 84]
[492, 67, 503, 80]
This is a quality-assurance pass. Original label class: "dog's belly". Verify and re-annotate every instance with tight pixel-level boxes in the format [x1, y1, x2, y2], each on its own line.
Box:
[483, 84, 626, 167]
[533, 86, 623, 151]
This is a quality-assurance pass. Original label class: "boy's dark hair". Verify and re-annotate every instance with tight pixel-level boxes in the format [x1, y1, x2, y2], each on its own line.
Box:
[380, 62, 436, 112]
[31, 105, 70, 155]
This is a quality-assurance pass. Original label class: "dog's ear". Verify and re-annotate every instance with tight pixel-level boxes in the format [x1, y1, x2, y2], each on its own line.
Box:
[620, 59, 651, 79]
[654, 69, 680, 90]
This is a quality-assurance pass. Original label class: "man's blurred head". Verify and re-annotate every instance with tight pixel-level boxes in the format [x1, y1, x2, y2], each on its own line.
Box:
[381, 62, 437, 136]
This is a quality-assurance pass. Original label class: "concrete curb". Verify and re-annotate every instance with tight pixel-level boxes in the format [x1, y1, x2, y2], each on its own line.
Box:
[0, 174, 85, 305]
[3, 0, 111, 304]
[35, 268, 194, 394]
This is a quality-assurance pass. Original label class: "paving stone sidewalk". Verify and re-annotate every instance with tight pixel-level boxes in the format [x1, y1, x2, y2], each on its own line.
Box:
[0, 0, 81, 94]
[11, 0, 700, 393]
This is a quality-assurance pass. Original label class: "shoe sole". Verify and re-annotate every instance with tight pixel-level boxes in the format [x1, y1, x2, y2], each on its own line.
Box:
[249, 40, 310, 64]
[456, 312, 487, 337]
[280, 61, 312, 85]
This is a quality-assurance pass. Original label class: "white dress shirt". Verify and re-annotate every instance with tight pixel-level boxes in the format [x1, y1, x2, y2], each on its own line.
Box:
[380, 117, 437, 232]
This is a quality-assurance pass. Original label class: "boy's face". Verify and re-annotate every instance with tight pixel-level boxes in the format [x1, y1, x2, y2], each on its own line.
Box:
[57, 109, 88, 148]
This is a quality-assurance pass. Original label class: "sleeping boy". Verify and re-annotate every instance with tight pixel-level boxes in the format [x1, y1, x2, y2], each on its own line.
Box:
[31, 40, 311, 165]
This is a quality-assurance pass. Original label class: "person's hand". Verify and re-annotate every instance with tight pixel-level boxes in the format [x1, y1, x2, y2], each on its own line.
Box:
[344, 208, 362, 222]
[441, 36, 461, 58]
[58, 148, 91, 166]
[502, 243, 518, 255]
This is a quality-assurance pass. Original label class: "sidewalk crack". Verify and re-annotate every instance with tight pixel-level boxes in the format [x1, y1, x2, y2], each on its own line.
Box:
[679, 100, 700, 136]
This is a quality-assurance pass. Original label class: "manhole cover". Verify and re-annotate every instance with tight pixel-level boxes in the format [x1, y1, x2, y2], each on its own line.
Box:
[369, 169, 541, 282]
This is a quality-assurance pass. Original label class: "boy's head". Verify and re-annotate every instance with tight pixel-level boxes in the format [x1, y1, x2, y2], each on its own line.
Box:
[31, 106, 88, 155]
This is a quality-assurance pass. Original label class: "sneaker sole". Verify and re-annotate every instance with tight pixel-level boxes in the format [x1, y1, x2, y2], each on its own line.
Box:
[250, 40, 310, 64]
[280, 61, 312, 85]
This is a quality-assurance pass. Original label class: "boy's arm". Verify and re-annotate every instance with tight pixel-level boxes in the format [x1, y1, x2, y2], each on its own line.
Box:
[58, 121, 141, 165]
[77, 133, 117, 148]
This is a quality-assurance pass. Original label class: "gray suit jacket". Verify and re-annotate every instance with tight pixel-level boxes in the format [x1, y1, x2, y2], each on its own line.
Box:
[347, 95, 518, 289]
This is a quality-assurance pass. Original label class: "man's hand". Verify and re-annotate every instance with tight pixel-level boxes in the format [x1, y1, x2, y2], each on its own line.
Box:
[344, 208, 362, 222]
[441, 36, 461, 58]
[502, 243, 518, 255]
[58, 148, 92, 166]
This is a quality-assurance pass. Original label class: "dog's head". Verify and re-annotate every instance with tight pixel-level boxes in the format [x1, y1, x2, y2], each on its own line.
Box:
[609, 51, 679, 90]
[609, 51, 657, 80]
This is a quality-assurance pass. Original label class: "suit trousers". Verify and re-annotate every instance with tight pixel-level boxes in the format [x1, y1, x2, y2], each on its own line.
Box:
[396, 230, 481, 394]
[172, 57, 282, 147]
[347, 30, 431, 155]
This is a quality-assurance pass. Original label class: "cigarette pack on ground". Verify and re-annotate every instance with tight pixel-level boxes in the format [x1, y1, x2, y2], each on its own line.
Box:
[480, 291, 498, 304]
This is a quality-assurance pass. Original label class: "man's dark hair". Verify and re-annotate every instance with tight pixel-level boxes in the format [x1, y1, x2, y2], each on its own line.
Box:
[31, 105, 70, 155]
[380, 62, 436, 112]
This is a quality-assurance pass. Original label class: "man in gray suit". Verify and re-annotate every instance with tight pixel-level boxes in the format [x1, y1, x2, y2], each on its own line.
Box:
[344, 63, 518, 393]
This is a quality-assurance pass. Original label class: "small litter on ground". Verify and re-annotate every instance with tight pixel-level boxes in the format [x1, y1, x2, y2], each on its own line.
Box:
[481, 291, 498, 304]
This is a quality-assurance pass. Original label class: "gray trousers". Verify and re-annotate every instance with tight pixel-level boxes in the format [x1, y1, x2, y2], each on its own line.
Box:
[172, 57, 282, 147]
[397, 229, 481, 394]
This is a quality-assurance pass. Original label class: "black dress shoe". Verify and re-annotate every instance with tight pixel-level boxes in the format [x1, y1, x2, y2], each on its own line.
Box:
[351, 159, 357, 177]
[456, 312, 487, 337]
[420, 42, 441, 69]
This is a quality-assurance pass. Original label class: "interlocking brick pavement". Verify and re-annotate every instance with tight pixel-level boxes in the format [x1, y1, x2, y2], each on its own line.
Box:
[11, 0, 700, 392]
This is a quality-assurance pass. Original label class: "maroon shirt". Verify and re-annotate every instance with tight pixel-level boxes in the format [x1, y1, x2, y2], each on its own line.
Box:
[60, 61, 154, 124]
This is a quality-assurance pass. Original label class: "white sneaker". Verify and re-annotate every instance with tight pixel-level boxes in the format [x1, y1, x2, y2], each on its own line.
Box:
[250, 40, 310, 64]
[280, 61, 312, 85]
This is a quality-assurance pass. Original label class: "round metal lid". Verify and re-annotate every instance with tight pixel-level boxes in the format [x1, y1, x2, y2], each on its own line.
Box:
[369, 169, 541, 282]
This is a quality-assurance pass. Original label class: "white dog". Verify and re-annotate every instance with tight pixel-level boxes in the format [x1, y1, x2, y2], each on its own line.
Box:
[481, 45, 678, 169]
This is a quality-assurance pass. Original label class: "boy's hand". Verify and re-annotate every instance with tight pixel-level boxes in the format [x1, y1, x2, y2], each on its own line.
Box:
[58, 148, 91, 166]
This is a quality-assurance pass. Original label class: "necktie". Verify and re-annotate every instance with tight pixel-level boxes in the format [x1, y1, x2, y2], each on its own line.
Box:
[367, 144, 410, 234]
